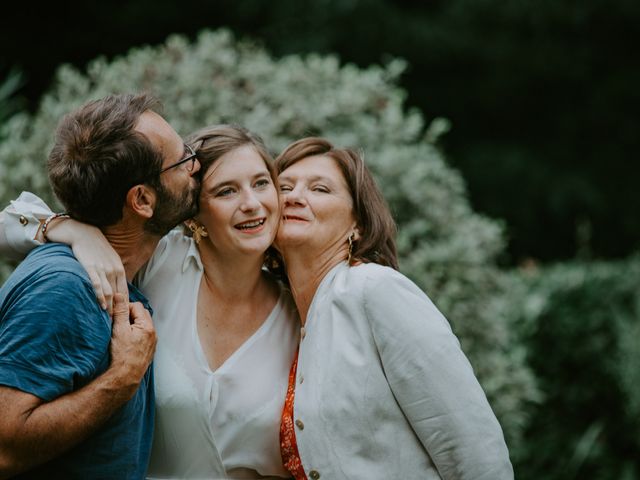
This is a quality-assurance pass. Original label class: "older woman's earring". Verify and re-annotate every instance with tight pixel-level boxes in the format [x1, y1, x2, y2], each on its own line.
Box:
[347, 232, 355, 264]
[186, 220, 209, 245]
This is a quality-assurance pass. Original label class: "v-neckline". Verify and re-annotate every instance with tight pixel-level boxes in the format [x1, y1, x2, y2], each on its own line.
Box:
[193, 286, 284, 375]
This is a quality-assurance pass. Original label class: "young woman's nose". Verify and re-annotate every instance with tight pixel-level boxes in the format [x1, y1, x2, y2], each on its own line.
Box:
[240, 189, 261, 211]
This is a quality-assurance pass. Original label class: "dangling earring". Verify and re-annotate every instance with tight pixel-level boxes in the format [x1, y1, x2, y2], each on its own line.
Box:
[347, 232, 355, 264]
[186, 220, 209, 245]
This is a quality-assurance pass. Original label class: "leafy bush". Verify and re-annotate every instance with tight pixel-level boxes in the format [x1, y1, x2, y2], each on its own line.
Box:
[0, 29, 537, 449]
[507, 257, 640, 479]
[0, 68, 24, 130]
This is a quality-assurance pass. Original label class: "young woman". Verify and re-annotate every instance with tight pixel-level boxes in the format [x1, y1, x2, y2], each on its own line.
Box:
[0, 125, 299, 479]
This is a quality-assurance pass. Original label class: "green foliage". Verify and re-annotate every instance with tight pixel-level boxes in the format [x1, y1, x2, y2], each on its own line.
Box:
[0, 29, 537, 449]
[4, 0, 640, 261]
[506, 257, 640, 479]
[0, 69, 26, 279]
[0, 68, 25, 139]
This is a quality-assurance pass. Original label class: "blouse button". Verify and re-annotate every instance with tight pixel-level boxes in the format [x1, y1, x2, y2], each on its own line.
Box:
[295, 419, 304, 430]
[300, 326, 306, 340]
[309, 470, 320, 479]
[19, 215, 28, 226]
[299, 374, 304, 384]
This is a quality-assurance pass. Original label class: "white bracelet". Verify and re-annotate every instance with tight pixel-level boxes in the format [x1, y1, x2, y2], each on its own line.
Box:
[41, 212, 71, 242]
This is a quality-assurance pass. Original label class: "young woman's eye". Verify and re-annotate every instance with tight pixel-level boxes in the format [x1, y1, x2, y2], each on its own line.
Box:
[312, 185, 329, 193]
[255, 178, 271, 189]
[279, 185, 292, 192]
[217, 187, 236, 197]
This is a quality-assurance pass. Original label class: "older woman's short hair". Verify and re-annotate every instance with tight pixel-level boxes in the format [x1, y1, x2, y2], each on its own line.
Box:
[275, 137, 398, 270]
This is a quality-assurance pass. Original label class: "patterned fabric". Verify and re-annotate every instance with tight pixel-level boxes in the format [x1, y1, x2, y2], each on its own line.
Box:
[280, 348, 308, 480]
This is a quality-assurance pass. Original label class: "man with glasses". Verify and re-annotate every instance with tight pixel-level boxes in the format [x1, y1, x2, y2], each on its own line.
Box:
[0, 93, 201, 478]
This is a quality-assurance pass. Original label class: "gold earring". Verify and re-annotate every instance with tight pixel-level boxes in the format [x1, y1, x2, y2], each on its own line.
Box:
[187, 221, 209, 245]
[347, 232, 355, 264]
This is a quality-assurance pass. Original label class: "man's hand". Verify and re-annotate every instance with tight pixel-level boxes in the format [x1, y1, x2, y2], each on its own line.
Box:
[106, 294, 156, 396]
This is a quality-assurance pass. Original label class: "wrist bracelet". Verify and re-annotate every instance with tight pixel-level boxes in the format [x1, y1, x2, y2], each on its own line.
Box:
[41, 213, 71, 242]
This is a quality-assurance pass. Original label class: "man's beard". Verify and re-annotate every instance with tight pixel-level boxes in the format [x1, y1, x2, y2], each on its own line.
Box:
[144, 181, 200, 236]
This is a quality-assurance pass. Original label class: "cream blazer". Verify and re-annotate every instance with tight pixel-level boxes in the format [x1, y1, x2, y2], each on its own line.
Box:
[292, 262, 513, 480]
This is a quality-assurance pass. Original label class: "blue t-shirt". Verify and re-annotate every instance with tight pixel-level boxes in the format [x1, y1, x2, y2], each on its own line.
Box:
[0, 244, 155, 479]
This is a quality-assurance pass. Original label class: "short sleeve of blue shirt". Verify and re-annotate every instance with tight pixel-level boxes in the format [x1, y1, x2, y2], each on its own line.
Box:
[0, 244, 111, 401]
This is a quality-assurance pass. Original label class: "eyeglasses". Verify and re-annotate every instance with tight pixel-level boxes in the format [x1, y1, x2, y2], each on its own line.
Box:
[159, 144, 198, 174]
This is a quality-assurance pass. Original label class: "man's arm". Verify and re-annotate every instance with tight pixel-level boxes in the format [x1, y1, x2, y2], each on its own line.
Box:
[0, 295, 156, 479]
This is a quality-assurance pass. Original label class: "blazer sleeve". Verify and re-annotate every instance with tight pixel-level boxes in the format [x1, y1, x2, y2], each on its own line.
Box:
[363, 268, 514, 480]
[0, 192, 51, 260]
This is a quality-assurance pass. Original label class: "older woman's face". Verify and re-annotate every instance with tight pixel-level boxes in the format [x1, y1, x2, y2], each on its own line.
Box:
[276, 154, 357, 256]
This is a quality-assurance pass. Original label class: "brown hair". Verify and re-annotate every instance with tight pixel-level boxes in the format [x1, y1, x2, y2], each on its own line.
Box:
[184, 125, 280, 260]
[275, 137, 399, 270]
[185, 124, 275, 182]
[48, 93, 163, 227]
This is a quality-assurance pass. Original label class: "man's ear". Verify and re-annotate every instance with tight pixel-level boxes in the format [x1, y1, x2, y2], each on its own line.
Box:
[125, 184, 155, 219]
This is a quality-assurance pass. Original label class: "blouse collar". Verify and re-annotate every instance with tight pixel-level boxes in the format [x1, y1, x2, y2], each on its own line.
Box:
[182, 237, 203, 273]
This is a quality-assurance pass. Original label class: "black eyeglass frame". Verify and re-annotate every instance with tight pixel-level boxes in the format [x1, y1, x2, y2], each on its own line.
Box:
[159, 144, 198, 174]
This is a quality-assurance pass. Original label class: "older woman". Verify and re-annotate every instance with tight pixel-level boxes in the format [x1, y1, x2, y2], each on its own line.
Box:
[0, 125, 299, 479]
[274, 137, 513, 480]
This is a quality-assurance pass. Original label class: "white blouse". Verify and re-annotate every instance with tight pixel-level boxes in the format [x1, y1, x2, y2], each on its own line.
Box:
[139, 231, 299, 479]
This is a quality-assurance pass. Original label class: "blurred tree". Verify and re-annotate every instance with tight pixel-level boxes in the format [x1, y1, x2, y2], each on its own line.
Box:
[506, 257, 640, 479]
[0, 67, 25, 134]
[0, 68, 25, 279]
[0, 30, 538, 451]
[1, 0, 639, 262]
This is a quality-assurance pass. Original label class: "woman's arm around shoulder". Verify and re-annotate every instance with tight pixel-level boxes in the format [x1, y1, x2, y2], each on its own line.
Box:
[0, 192, 127, 313]
[362, 265, 514, 480]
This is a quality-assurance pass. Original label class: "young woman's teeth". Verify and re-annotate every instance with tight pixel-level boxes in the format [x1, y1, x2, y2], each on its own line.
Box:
[237, 219, 265, 230]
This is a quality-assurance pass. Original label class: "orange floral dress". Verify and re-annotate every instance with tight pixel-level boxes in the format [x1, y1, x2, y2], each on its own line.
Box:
[280, 348, 308, 480]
